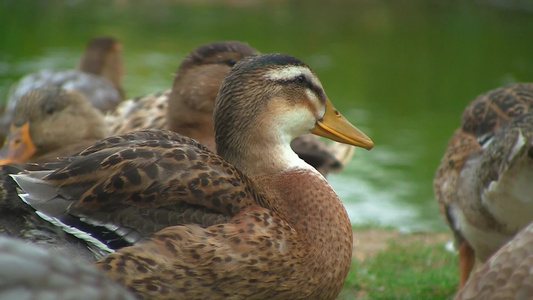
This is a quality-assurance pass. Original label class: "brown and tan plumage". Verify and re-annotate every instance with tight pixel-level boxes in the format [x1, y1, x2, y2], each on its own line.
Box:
[0, 36, 124, 135]
[0, 162, 109, 264]
[454, 214, 533, 300]
[77, 36, 124, 103]
[0, 41, 352, 176]
[0, 86, 109, 165]
[107, 41, 354, 176]
[0, 42, 254, 166]
[434, 83, 533, 288]
[107, 41, 259, 152]
[13, 53, 374, 299]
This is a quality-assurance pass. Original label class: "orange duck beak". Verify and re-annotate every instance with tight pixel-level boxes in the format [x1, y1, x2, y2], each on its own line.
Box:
[0, 122, 37, 164]
[311, 98, 374, 150]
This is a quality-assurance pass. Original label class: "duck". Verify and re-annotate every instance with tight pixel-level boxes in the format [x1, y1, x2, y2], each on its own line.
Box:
[107, 40, 259, 151]
[454, 205, 533, 300]
[0, 36, 124, 138]
[0, 235, 136, 300]
[0, 86, 109, 164]
[0, 42, 351, 172]
[108, 40, 354, 176]
[434, 83, 533, 288]
[0, 41, 253, 166]
[0, 41, 353, 176]
[0, 162, 113, 263]
[12, 53, 374, 299]
[0, 88, 112, 261]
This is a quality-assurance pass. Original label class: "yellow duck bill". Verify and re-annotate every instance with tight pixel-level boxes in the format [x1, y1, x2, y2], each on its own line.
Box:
[0, 122, 37, 164]
[311, 98, 374, 150]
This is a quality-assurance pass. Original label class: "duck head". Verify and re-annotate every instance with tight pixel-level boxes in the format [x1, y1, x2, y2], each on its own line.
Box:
[214, 53, 373, 174]
[167, 41, 259, 148]
[78, 36, 124, 96]
[0, 86, 108, 164]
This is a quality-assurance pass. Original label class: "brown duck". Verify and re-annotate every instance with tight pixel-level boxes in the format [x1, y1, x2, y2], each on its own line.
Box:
[434, 83, 533, 288]
[0, 41, 353, 175]
[108, 41, 355, 176]
[13, 53, 374, 299]
[0, 86, 108, 164]
[107, 40, 258, 151]
[454, 166, 533, 300]
[0, 41, 253, 166]
[0, 36, 124, 137]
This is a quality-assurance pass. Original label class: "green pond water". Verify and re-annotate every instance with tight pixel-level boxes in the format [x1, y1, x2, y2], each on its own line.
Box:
[1, 0, 533, 231]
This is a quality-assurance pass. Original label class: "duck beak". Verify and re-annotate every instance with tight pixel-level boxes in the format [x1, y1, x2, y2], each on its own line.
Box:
[311, 99, 374, 150]
[0, 122, 37, 164]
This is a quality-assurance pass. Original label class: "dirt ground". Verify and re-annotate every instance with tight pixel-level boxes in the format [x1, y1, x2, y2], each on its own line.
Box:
[352, 228, 453, 261]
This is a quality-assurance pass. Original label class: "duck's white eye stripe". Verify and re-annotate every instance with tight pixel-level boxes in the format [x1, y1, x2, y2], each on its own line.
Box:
[264, 66, 321, 87]
[305, 88, 320, 107]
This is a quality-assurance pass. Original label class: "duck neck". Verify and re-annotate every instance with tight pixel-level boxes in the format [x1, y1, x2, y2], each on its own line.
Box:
[220, 124, 311, 176]
[215, 104, 352, 293]
[78, 49, 123, 95]
[167, 92, 216, 152]
[220, 125, 353, 254]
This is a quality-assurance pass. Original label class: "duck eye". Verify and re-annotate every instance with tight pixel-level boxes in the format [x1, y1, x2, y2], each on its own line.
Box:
[297, 75, 306, 84]
[224, 59, 237, 67]
[45, 107, 54, 115]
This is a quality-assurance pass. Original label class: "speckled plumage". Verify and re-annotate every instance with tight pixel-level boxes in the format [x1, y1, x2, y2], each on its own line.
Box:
[0, 163, 104, 264]
[454, 221, 533, 300]
[106, 90, 170, 136]
[14, 53, 373, 299]
[434, 83, 533, 287]
[16, 130, 264, 248]
[107, 41, 354, 176]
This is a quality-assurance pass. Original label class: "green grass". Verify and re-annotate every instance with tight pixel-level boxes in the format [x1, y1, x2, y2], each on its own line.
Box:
[339, 235, 458, 300]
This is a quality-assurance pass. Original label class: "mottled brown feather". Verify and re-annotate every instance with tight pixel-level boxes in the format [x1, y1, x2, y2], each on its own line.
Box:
[15, 54, 361, 300]
[37, 130, 270, 243]
[107, 42, 353, 176]
[454, 222, 533, 300]
[434, 83, 533, 286]
[0, 163, 105, 263]
[460, 83, 533, 139]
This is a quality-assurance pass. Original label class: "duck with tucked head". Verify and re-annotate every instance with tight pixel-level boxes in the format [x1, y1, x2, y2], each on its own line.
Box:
[1, 36, 123, 136]
[434, 83, 533, 288]
[0, 41, 253, 166]
[0, 86, 109, 164]
[13, 53, 373, 299]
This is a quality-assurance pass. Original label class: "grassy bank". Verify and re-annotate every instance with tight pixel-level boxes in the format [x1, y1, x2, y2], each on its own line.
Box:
[339, 228, 458, 300]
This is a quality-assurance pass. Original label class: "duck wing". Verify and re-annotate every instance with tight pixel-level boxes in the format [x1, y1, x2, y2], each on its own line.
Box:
[13, 129, 268, 250]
